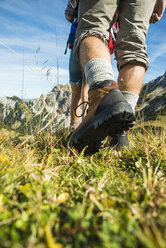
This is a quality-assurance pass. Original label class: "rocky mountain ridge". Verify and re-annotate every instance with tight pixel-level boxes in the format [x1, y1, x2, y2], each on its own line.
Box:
[0, 84, 71, 134]
[137, 71, 166, 120]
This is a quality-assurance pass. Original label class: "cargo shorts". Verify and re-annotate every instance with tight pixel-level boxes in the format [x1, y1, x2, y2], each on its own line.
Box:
[74, 0, 156, 70]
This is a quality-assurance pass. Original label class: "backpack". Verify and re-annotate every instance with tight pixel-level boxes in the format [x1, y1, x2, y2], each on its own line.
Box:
[64, 20, 78, 54]
[64, 14, 119, 55]
[108, 13, 119, 54]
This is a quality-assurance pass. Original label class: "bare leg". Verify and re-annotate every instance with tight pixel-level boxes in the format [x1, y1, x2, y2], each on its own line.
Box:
[80, 37, 145, 96]
[69, 0, 156, 154]
[70, 36, 136, 154]
[118, 64, 145, 95]
[79, 36, 111, 69]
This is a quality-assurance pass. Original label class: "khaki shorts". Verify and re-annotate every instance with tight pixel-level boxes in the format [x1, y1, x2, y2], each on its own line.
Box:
[74, 0, 156, 70]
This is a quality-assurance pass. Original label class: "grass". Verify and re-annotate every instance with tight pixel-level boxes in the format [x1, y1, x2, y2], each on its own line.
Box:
[0, 123, 166, 248]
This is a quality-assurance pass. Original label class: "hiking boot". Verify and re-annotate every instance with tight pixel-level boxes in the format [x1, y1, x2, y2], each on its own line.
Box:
[69, 80, 135, 155]
[109, 131, 129, 151]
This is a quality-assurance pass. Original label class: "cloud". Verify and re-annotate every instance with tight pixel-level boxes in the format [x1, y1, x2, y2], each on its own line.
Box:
[149, 43, 166, 63]
[0, 33, 70, 80]
[0, 0, 71, 98]
[1, 0, 165, 99]
[0, 35, 70, 99]
[0, 62, 69, 99]
[0, 0, 30, 16]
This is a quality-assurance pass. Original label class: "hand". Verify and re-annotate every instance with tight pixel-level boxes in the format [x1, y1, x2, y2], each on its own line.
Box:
[150, 0, 166, 23]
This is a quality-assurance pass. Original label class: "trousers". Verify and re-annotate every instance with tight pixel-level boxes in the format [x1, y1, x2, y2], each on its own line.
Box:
[74, 0, 156, 70]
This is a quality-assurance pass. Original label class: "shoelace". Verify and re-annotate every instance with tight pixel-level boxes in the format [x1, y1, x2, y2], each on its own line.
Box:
[75, 101, 89, 118]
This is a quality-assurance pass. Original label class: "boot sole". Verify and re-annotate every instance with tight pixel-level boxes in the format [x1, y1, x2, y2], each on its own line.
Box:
[70, 90, 135, 155]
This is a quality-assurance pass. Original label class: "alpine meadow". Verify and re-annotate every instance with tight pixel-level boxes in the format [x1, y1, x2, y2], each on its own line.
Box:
[0, 0, 166, 247]
[0, 118, 166, 248]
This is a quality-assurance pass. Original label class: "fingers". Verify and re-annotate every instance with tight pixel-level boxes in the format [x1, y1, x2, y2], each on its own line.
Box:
[150, 13, 161, 24]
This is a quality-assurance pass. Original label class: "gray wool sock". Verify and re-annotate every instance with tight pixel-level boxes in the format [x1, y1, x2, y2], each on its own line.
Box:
[85, 58, 114, 88]
[122, 91, 139, 112]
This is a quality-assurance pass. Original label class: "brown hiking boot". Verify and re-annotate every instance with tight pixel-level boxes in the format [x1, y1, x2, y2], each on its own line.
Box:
[69, 80, 135, 155]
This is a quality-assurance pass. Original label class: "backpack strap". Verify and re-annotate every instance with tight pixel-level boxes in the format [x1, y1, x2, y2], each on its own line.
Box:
[64, 20, 78, 54]
[64, 39, 69, 54]
[108, 13, 119, 54]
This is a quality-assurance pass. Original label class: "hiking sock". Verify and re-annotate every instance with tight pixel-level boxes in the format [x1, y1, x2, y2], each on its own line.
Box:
[121, 91, 139, 112]
[109, 91, 138, 151]
[85, 58, 114, 89]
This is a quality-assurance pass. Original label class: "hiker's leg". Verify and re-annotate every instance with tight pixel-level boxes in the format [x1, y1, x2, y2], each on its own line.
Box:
[70, 0, 136, 155]
[115, 0, 156, 111]
[75, 0, 118, 84]
[118, 65, 145, 111]
[79, 36, 111, 70]
[69, 48, 83, 130]
[118, 65, 145, 95]
[109, 0, 156, 151]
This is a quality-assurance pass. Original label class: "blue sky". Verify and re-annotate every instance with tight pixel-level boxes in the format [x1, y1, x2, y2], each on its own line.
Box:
[0, 0, 166, 99]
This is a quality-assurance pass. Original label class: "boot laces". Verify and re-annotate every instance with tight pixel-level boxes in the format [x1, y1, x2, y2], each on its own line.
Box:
[75, 101, 89, 118]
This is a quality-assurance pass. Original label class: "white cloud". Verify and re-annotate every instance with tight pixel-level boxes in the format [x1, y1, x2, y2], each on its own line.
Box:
[0, 35, 69, 99]
[0, 0, 71, 98]
[0, 63, 69, 99]
[0, 0, 30, 16]
[1, 0, 165, 99]
[149, 43, 166, 63]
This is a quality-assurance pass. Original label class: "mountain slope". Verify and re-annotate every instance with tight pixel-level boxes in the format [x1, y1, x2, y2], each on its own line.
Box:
[0, 84, 71, 134]
[137, 71, 166, 120]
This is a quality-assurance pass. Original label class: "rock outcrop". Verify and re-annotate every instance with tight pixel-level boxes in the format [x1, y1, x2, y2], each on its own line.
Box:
[0, 84, 71, 134]
[137, 71, 166, 120]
